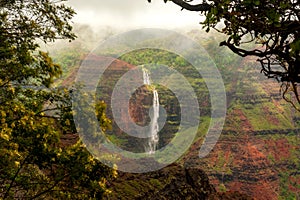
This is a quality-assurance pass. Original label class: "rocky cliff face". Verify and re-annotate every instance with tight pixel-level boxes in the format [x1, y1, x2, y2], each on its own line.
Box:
[96, 56, 181, 153]
[95, 57, 152, 152]
[182, 56, 300, 200]
[105, 164, 252, 200]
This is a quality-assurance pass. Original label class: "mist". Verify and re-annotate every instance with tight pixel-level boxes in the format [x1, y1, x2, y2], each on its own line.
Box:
[66, 0, 203, 30]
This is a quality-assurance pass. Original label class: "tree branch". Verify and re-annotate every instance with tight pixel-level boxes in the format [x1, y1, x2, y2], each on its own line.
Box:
[30, 173, 69, 200]
[282, 82, 300, 111]
[219, 40, 266, 57]
[3, 155, 29, 199]
[170, 0, 212, 12]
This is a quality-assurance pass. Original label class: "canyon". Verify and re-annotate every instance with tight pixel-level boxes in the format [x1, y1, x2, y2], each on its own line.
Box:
[56, 39, 300, 199]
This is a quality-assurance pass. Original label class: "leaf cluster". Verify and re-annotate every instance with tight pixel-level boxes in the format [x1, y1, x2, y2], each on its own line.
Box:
[0, 1, 115, 199]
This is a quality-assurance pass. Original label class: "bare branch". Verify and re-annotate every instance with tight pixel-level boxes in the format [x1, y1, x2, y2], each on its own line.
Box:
[170, 0, 211, 12]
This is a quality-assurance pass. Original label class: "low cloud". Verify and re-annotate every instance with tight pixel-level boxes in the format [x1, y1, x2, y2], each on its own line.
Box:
[67, 0, 202, 29]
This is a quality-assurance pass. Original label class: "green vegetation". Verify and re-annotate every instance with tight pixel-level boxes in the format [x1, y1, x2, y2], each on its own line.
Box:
[279, 171, 299, 200]
[0, 1, 115, 199]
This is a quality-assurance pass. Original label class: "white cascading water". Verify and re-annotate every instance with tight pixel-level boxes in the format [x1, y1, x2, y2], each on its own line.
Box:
[143, 69, 151, 85]
[142, 69, 159, 154]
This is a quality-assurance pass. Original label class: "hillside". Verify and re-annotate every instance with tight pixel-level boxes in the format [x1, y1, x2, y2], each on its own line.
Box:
[50, 30, 300, 199]
[182, 54, 300, 199]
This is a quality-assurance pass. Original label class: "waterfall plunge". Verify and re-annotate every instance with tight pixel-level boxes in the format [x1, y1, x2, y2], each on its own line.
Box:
[142, 69, 159, 154]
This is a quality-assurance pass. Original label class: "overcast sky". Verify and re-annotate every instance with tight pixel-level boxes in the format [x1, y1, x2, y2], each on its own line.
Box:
[67, 0, 203, 29]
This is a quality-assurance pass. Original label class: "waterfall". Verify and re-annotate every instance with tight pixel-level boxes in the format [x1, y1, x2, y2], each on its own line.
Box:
[142, 69, 159, 154]
[143, 69, 151, 85]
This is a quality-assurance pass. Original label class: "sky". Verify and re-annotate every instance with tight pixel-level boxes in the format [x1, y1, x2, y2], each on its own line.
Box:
[67, 0, 204, 30]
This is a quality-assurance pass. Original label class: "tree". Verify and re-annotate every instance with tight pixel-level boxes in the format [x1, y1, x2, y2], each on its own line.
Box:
[150, 0, 300, 109]
[0, 0, 115, 199]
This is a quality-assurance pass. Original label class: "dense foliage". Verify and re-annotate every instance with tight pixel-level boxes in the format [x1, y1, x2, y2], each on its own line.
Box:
[0, 1, 115, 199]
[151, 0, 300, 109]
